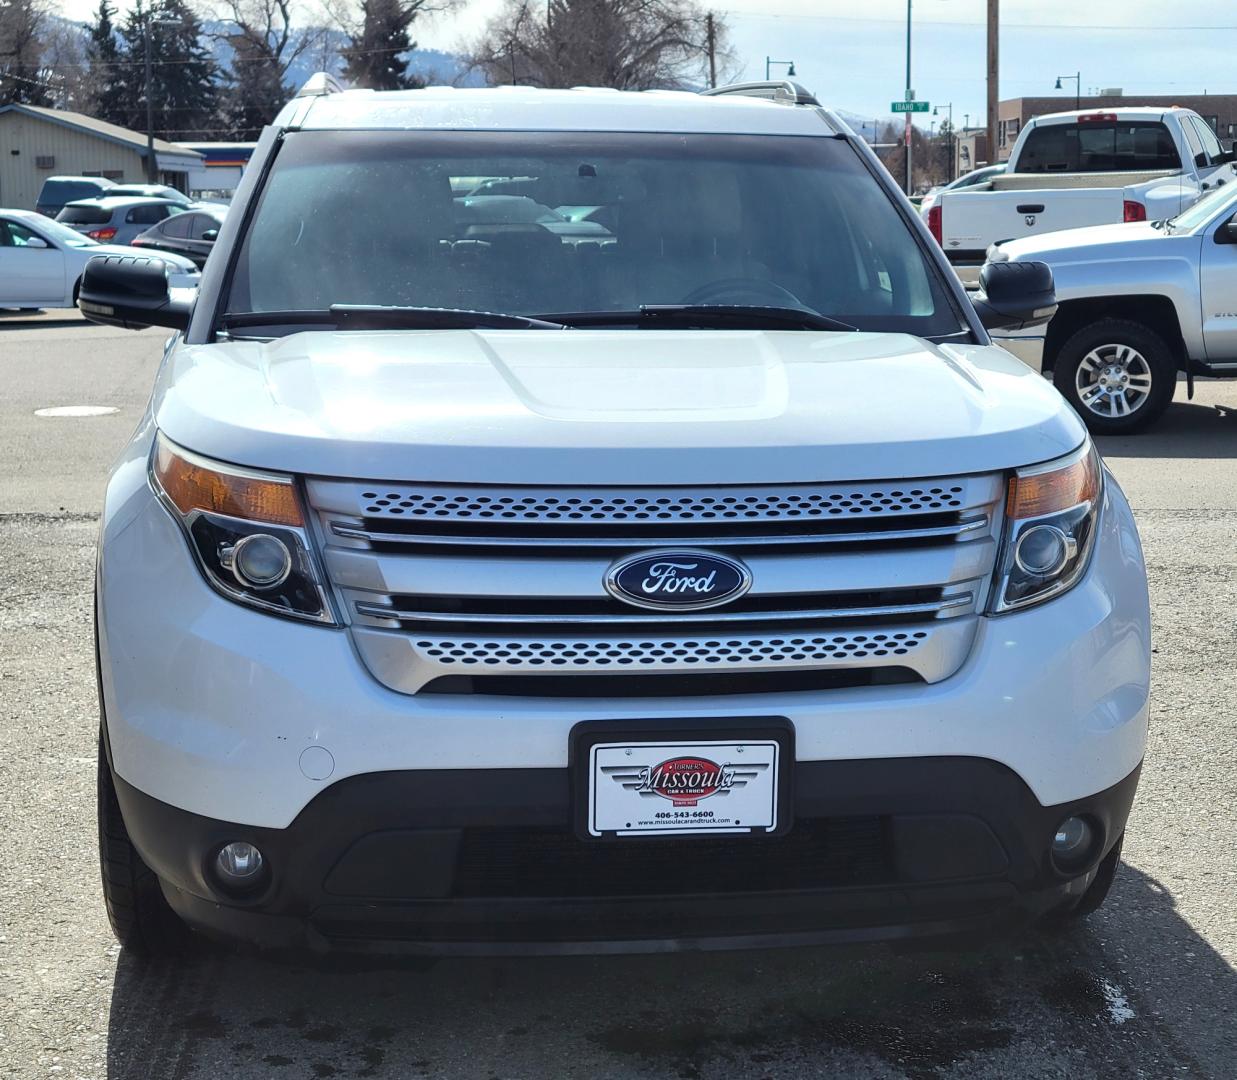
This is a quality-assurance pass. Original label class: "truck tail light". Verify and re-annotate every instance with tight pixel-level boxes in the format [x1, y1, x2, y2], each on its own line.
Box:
[927, 204, 942, 244]
[87, 226, 118, 241]
[151, 433, 335, 624]
[990, 441, 1103, 613]
[1123, 200, 1147, 223]
[1078, 113, 1119, 123]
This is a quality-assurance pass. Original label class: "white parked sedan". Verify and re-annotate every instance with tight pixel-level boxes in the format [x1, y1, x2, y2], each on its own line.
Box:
[0, 209, 198, 310]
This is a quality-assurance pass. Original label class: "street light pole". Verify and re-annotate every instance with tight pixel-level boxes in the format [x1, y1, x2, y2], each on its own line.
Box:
[1055, 72, 1081, 111]
[765, 57, 796, 81]
[934, 102, 954, 182]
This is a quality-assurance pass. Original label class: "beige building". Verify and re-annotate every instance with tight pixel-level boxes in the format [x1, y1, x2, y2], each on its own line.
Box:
[0, 104, 203, 210]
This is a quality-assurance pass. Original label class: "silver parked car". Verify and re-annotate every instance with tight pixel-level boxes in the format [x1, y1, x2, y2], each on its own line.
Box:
[55, 196, 184, 246]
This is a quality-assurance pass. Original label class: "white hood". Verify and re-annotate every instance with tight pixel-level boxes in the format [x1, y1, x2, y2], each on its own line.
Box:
[154, 329, 1085, 484]
[999, 221, 1168, 262]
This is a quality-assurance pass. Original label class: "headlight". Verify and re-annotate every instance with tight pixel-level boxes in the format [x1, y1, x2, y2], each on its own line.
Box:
[990, 441, 1102, 614]
[150, 433, 335, 624]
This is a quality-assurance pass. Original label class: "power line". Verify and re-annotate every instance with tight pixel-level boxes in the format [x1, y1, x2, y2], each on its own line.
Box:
[717, 9, 1237, 31]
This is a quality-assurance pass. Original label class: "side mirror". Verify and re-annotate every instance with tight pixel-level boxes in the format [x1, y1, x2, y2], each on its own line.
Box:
[972, 260, 1057, 331]
[1215, 220, 1237, 245]
[77, 254, 193, 331]
[23, 236, 49, 249]
[201, 229, 218, 242]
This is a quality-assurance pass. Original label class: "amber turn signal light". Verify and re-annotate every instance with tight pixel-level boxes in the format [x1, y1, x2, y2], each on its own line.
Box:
[153, 435, 304, 527]
[1006, 445, 1100, 521]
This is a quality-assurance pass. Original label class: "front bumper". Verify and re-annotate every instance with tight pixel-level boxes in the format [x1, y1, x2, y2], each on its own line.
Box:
[110, 755, 1141, 956]
[98, 471, 1150, 830]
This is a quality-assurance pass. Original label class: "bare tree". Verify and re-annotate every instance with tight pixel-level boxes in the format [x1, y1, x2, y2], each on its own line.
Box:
[465, 0, 734, 91]
[0, 0, 50, 105]
[216, 0, 322, 137]
[39, 13, 93, 110]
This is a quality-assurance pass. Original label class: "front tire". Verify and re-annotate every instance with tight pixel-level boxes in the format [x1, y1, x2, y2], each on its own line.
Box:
[1053, 319, 1177, 435]
[97, 733, 189, 956]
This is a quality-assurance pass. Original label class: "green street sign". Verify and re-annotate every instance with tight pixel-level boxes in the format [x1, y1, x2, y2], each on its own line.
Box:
[891, 101, 930, 113]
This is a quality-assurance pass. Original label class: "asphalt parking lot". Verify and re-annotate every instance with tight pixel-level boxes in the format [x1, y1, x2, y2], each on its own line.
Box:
[1, 312, 1235, 1080]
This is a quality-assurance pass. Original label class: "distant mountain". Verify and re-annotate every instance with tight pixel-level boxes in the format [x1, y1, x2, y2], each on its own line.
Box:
[835, 111, 884, 144]
[200, 23, 485, 90]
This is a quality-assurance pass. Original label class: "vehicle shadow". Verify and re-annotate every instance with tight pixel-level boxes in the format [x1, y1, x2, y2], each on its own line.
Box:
[1096, 395, 1237, 460]
[0, 309, 85, 330]
[104, 863, 1234, 1079]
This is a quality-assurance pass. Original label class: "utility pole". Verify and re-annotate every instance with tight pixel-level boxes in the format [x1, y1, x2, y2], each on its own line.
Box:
[144, 13, 156, 183]
[986, 0, 998, 167]
[904, 0, 913, 195]
[705, 13, 716, 90]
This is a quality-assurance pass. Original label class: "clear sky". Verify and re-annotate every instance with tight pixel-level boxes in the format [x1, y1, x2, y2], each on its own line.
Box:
[55, 0, 1237, 129]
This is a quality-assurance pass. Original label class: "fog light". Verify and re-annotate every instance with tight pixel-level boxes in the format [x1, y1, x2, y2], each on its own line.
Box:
[215, 841, 265, 886]
[1014, 524, 1071, 577]
[226, 533, 292, 590]
[1051, 816, 1093, 865]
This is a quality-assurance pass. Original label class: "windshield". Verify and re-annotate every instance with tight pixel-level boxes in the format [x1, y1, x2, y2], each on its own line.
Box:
[36, 218, 99, 247]
[1169, 182, 1237, 233]
[226, 130, 962, 335]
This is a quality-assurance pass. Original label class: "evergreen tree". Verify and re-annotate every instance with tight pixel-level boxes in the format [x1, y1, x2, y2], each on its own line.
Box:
[85, 0, 128, 126]
[218, 0, 316, 140]
[120, 0, 219, 142]
[0, 0, 51, 106]
[341, 0, 424, 91]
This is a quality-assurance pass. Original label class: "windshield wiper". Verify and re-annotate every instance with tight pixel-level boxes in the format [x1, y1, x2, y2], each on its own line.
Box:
[330, 305, 568, 330]
[532, 305, 858, 332]
[219, 306, 568, 332]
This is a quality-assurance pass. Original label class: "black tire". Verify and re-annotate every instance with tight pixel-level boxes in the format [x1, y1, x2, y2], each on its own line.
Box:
[1042, 833, 1124, 928]
[1052, 319, 1177, 435]
[97, 733, 189, 956]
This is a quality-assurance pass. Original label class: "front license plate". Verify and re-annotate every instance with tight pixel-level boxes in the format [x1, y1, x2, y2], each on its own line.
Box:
[586, 738, 782, 838]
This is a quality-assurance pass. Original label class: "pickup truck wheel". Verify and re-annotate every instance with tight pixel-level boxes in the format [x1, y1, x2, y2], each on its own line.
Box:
[1053, 320, 1176, 434]
[97, 732, 189, 957]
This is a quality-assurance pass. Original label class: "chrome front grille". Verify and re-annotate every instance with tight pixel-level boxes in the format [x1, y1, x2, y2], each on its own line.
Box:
[306, 476, 1004, 696]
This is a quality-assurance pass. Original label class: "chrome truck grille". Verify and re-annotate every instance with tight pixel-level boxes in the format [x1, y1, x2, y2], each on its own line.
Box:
[305, 477, 1005, 696]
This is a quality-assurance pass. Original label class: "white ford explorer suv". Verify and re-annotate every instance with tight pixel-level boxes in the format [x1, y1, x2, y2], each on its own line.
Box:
[84, 79, 1151, 957]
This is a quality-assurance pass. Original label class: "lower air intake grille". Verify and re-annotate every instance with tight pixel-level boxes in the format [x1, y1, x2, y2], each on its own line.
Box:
[451, 818, 892, 898]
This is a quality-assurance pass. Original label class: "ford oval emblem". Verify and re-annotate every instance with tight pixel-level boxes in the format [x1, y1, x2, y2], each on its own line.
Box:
[605, 550, 753, 611]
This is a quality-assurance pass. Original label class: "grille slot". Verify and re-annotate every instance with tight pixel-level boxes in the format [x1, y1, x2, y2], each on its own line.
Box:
[357, 487, 968, 521]
[420, 668, 919, 697]
[416, 630, 928, 668]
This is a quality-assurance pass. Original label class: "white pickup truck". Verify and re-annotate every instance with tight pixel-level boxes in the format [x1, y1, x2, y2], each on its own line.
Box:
[930, 107, 1237, 269]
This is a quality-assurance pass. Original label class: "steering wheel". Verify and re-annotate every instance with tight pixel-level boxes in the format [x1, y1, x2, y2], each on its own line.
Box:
[681, 278, 807, 307]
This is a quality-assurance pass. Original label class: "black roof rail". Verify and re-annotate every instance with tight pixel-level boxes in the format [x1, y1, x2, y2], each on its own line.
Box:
[700, 81, 819, 106]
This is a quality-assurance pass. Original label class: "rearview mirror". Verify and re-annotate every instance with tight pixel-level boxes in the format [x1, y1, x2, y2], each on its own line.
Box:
[77, 254, 192, 331]
[22, 236, 49, 249]
[201, 229, 218, 242]
[971, 260, 1057, 332]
